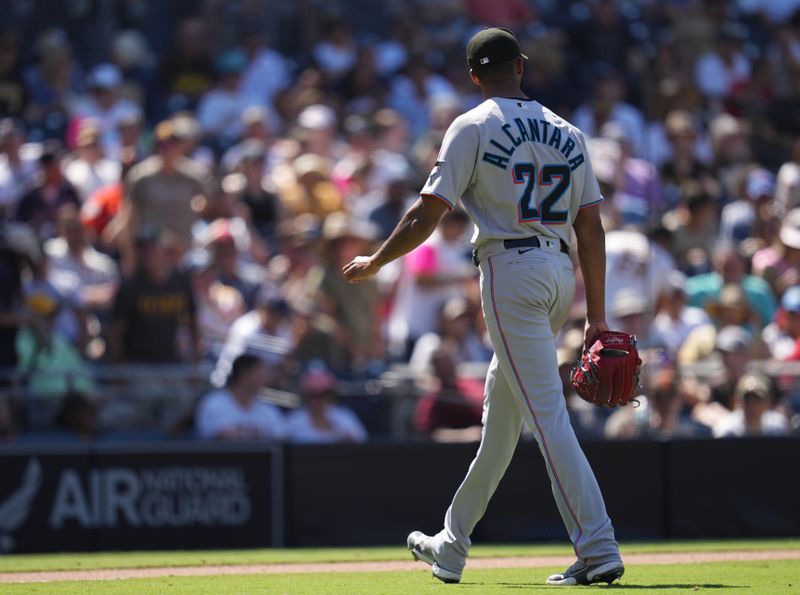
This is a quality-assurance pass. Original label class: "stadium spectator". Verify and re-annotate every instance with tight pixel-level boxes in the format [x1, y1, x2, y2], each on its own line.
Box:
[303, 212, 381, 370]
[286, 363, 367, 443]
[108, 230, 198, 364]
[719, 167, 776, 247]
[650, 271, 711, 355]
[687, 246, 776, 329]
[605, 366, 712, 440]
[117, 117, 209, 272]
[752, 207, 800, 297]
[0, 223, 39, 370]
[713, 372, 790, 437]
[195, 354, 285, 441]
[70, 63, 141, 159]
[211, 290, 294, 388]
[16, 289, 94, 414]
[44, 204, 119, 316]
[413, 343, 484, 439]
[196, 49, 257, 151]
[158, 17, 215, 113]
[0, 119, 39, 217]
[62, 119, 120, 202]
[388, 208, 474, 358]
[3, 1, 800, 442]
[14, 142, 80, 238]
[410, 296, 491, 373]
[0, 32, 27, 121]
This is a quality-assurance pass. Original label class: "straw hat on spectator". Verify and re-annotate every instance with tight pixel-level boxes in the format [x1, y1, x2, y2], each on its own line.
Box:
[321, 212, 377, 244]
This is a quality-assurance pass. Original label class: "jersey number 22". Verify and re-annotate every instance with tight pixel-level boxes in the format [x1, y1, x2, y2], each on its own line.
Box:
[513, 163, 570, 225]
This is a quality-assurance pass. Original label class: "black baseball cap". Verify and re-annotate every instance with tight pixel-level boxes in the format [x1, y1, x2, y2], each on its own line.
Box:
[466, 27, 527, 70]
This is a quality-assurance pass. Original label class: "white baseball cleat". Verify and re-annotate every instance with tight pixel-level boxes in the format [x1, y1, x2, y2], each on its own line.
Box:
[546, 559, 625, 586]
[406, 531, 462, 584]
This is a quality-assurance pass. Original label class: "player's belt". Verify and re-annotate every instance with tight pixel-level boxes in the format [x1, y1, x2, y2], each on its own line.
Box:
[472, 235, 569, 266]
[503, 236, 570, 254]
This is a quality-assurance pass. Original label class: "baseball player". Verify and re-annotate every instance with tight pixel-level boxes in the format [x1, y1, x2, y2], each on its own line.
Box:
[343, 27, 623, 586]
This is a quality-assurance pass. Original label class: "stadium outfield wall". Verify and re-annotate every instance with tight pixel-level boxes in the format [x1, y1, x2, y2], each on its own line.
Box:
[0, 438, 797, 554]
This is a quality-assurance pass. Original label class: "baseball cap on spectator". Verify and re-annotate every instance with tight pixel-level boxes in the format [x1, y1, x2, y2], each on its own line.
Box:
[25, 289, 60, 316]
[611, 288, 648, 319]
[87, 63, 122, 89]
[745, 169, 775, 200]
[733, 372, 770, 401]
[216, 49, 248, 75]
[714, 325, 752, 353]
[778, 208, 800, 249]
[665, 270, 688, 298]
[297, 104, 336, 131]
[781, 286, 800, 313]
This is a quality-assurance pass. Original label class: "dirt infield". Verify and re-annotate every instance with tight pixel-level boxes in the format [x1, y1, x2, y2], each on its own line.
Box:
[1, 549, 799, 584]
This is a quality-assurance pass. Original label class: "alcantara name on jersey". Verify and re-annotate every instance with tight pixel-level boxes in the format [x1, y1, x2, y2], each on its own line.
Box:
[481, 117, 585, 172]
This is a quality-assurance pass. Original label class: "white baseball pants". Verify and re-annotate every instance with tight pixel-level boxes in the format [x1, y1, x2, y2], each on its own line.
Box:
[431, 243, 620, 572]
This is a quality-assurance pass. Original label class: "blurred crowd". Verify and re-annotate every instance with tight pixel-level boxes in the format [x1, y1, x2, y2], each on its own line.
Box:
[2, 0, 800, 444]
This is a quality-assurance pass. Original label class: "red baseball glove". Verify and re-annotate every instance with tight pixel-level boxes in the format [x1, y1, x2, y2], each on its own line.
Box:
[571, 331, 642, 407]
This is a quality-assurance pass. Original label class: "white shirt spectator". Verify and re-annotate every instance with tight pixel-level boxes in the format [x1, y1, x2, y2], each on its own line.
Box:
[388, 229, 473, 349]
[71, 97, 142, 160]
[211, 310, 293, 387]
[197, 90, 259, 147]
[313, 41, 357, 78]
[694, 51, 751, 100]
[388, 75, 458, 140]
[761, 322, 798, 360]
[0, 145, 40, 211]
[738, 0, 800, 22]
[650, 306, 710, 354]
[572, 102, 646, 156]
[240, 47, 289, 107]
[196, 388, 286, 440]
[712, 409, 789, 438]
[605, 230, 676, 329]
[286, 405, 367, 443]
[63, 156, 121, 203]
[45, 236, 119, 301]
[775, 160, 800, 216]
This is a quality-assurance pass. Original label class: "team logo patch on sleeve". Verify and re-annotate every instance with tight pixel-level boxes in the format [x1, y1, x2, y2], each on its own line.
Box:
[428, 161, 444, 183]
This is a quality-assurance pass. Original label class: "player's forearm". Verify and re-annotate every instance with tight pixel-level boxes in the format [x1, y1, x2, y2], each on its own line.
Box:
[372, 199, 443, 267]
[575, 213, 607, 322]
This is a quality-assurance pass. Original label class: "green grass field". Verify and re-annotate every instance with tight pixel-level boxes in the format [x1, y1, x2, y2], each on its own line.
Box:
[1, 540, 798, 594]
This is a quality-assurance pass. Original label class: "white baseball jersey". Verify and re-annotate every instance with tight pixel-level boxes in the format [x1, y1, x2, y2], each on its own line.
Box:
[421, 97, 603, 248]
[413, 96, 621, 573]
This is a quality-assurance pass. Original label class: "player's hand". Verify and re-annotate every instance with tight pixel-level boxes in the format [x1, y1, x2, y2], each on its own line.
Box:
[583, 319, 609, 350]
[343, 255, 381, 284]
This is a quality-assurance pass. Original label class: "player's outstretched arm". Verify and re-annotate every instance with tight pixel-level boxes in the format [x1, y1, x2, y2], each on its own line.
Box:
[343, 196, 450, 284]
[573, 204, 609, 348]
